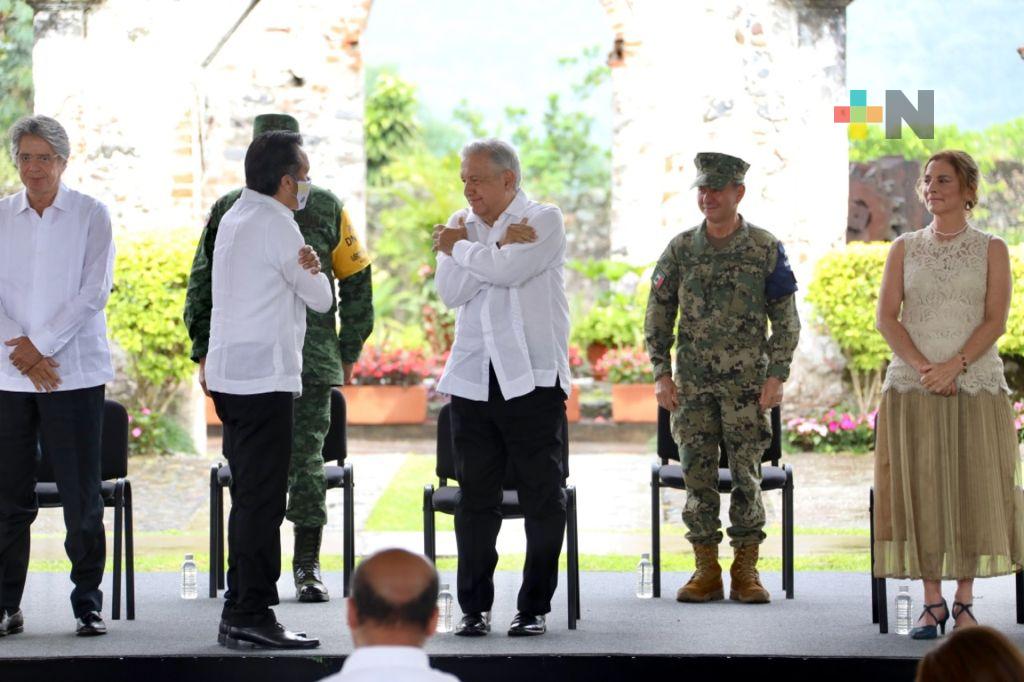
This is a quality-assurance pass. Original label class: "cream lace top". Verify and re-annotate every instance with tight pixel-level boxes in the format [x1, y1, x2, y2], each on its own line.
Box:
[882, 225, 1009, 395]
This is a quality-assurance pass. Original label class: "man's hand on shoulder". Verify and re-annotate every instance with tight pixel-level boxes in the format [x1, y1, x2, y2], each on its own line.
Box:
[433, 215, 468, 256]
[499, 216, 537, 248]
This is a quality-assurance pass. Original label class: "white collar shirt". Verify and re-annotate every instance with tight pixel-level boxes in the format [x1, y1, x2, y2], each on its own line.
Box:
[0, 183, 115, 392]
[205, 188, 332, 396]
[435, 189, 570, 401]
[319, 646, 460, 682]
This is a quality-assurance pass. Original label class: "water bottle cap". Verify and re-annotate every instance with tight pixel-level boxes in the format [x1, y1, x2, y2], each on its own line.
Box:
[184, 553, 194, 561]
[898, 585, 909, 592]
[641, 553, 650, 559]
[440, 583, 449, 590]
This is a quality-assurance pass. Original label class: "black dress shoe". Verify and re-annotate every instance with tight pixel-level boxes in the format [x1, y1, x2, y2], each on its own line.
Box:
[218, 619, 306, 643]
[507, 612, 546, 637]
[75, 611, 107, 637]
[0, 608, 24, 636]
[454, 613, 490, 637]
[220, 622, 320, 649]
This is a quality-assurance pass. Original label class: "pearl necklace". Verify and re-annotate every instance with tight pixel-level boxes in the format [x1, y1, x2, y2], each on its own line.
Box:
[929, 222, 970, 239]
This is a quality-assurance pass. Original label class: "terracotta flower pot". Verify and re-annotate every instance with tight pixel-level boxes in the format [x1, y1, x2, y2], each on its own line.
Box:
[566, 384, 581, 423]
[611, 383, 658, 423]
[342, 384, 428, 425]
[587, 342, 609, 379]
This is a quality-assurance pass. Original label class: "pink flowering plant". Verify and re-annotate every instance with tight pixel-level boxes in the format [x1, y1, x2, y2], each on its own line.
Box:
[569, 344, 589, 379]
[785, 407, 877, 454]
[127, 406, 195, 456]
[593, 346, 654, 384]
[1013, 401, 1024, 443]
[350, 346, 434, 386]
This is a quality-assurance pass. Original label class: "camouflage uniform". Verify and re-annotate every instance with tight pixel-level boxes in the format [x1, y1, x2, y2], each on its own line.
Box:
[645, 153, 800, 548]
[183, 117, 374, 531]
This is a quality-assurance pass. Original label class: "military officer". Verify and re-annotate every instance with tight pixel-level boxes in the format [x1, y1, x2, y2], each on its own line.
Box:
[184, 113, 373, 602]
[644, 152, 800, 605]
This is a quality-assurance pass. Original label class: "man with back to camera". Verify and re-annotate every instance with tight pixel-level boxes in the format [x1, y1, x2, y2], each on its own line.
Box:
[319, 548, 460, 681]
[185, 113, 374, 603]
[644, 152, 800, 605]
[205, 129, 331, 648]
[432, 138, 570, 638]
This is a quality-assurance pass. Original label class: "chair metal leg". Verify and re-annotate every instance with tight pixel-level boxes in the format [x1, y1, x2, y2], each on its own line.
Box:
[784, 465, 794, 599]
[1016, 571, 1024, 624]
[422, 486, 436, 563]
[876, 576, 888, 634]
[217, 484, 226, 591]
[650, 462, 662, 598]
[112, 480, 123, 621]
[209, 465, 219, 598]
[343, 464, 355, 597]
[566, 486, 578, 630]
[870, 488, 878, 624]
[124, 481, 135, 620]
[572, 489, 581, 620]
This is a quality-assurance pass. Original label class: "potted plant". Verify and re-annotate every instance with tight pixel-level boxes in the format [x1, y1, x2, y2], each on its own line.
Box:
[343, 346, 433, 424]
[594, 346, 657, 423]
[566, 345, 588, 422]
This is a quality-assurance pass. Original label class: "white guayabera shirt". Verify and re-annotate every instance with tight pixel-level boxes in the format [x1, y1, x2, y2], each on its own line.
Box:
[0, 183, 115, 392]
[205, 188, 332, 396]
[435, 189, 571, 401]
[320, 646, 461, 682]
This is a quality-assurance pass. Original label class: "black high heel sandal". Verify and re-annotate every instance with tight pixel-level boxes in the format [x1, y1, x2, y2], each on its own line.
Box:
[909, 599, 949, 640]
[952, 601, 977, 630]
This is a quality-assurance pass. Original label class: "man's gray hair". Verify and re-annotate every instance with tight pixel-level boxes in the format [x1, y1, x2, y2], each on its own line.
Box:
[461, 138, 521, 191]
[8, 115, 71, 162]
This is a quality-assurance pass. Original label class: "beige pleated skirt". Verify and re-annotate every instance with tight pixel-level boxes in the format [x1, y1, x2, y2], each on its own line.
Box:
[873, 389, 1024, 580]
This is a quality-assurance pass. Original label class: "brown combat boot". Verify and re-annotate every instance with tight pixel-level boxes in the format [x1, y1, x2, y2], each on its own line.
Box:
[676, 544, 724, 602]
[729, 544, 770, 604]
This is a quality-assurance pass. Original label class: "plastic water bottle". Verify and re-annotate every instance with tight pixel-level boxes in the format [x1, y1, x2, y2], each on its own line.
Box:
[437, 583, 454, 633]
[180, 553, 198, 599]
[636, 553, 653, 598]
[895, 585, 913, 635]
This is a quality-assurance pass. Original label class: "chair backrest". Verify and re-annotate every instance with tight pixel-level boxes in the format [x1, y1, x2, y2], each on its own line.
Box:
[657, 404, 782, 467]
[321, 387, 347, 465]
[37, 399, 129, 483]
[435, 402, 570, 487]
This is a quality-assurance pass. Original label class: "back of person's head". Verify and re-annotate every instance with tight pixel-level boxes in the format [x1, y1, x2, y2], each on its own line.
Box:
[917, 626, 1024, 682]
[244, 130, 303, 196]
[348, 548, 439, 646]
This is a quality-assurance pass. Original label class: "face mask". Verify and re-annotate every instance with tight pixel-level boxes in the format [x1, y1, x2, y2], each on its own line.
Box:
[292, 176, 311, 211]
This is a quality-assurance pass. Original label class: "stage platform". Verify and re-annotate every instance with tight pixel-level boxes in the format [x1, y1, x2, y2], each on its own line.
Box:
[5, 570, 1023, 681]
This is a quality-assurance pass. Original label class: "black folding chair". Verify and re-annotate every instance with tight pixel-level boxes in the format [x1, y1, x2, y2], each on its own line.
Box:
[36, 399, 134, 620]
[651, 405, 793, 599]
[209, 388, 355, 597]
[423, 402, 581, 630]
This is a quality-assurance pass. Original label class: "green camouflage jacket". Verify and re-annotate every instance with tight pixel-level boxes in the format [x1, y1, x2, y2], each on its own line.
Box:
[644, 217, 800, 396]
[183, 186, 374, 386]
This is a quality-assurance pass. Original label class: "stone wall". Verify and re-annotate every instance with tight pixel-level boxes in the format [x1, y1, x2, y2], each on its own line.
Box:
[600, 0, 854, 414]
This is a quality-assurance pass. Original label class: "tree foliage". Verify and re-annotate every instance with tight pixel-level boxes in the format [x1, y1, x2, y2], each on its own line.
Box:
[0, 0, 33, 193]
[364, 67, 419, 186]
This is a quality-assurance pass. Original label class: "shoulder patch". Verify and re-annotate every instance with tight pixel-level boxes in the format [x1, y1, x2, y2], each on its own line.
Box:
[765, 242, 798, 300]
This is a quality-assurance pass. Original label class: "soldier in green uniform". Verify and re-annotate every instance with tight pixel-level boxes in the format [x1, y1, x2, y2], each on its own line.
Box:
[644, 152, 800, 605]
[184, 114, 374, 602]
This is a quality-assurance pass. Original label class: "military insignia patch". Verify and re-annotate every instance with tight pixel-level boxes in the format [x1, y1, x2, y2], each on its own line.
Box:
[653, 270, 666, 290]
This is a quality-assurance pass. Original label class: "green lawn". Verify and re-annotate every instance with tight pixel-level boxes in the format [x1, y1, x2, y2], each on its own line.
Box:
[365, 454, 453, 532]
[30, 551, 871, 574]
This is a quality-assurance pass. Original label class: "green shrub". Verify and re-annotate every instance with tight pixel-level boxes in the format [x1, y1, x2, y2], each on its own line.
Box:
[805, 243, 890, 414]
[107, 228, 196, 415]
[127, 407, 195, 456]
[569, 259, 649, 350]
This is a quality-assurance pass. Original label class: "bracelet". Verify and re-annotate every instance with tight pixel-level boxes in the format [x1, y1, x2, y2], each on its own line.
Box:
[957, 351, 968, 374]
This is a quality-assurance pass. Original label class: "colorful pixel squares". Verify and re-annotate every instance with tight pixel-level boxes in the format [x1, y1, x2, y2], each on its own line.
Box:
[833, 91, 883, 139]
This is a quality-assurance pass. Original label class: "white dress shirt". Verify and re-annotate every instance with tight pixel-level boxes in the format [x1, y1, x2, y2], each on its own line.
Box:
[0, 184, 114, 392]
[435, 190, 570, 401]
[320, 646, 460, 682]
[205, 188, 331, 396]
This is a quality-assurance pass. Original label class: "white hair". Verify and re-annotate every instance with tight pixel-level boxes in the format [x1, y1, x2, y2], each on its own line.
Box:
[8, 115, 71, 162]
[461, 138, 521, 191]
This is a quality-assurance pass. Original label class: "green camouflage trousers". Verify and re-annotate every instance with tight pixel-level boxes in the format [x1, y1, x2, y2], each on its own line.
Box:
[671, 389, 770, 547]
[286, 383, 332, 529]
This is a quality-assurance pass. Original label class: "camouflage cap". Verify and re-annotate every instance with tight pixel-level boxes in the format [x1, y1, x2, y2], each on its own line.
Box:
[252, 113, 300, 139]
[691, 152, 750, 189]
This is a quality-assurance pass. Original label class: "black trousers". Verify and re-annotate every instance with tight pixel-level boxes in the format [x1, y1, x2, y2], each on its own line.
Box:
[0, 386, 106, 617]
[211, 390, 293, 626]
[451, 368, 567, 616]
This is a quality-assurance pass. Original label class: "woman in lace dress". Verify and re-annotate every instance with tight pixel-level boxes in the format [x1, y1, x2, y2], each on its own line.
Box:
[875, 149, 1024, 639]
